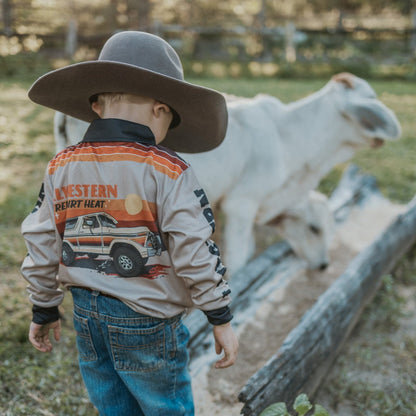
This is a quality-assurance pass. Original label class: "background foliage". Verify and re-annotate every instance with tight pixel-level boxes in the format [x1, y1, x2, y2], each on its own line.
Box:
[1, 0, 416, 79]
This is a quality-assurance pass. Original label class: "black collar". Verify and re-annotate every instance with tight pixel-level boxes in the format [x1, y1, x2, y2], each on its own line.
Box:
[82, 118, 156, 145]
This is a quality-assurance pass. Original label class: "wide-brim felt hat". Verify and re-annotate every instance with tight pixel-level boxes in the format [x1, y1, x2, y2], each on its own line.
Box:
[28, 31, 228, 153]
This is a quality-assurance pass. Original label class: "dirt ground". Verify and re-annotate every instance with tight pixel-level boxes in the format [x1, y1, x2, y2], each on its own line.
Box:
[191, 196, 407, 415]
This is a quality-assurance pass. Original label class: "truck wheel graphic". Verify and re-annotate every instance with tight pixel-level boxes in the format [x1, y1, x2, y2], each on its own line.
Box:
[62, 243, 75, 266]
[113, 247, 145, 277]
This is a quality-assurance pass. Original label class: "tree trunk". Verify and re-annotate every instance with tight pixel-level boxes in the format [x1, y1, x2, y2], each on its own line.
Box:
[1, 0, 13, 36]
[107, 0, 120, 32]
[127, 0, 151, 31]
[410, 1, 416, 56]
[337, 8, 345, 30]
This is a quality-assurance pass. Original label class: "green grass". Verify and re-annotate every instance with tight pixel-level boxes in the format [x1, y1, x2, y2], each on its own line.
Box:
[1, 76, 416, 415]
[0, 326, 97, 416]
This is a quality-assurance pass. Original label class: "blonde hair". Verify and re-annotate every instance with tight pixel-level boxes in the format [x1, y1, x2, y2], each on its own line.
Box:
[90, 92, 180, 128]
[94, 92, 125, 112]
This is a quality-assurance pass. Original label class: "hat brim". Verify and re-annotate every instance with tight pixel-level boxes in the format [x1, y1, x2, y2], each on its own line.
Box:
[28, 61, 228, 153]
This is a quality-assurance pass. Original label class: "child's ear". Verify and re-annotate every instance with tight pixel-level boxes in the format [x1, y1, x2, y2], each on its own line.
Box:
[153, 101, 171, 118]
[91, 101, 103, 118]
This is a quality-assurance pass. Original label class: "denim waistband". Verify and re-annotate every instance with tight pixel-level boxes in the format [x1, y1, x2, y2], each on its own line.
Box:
[69, 286, 183, 325]
[70, 285, 119, 300]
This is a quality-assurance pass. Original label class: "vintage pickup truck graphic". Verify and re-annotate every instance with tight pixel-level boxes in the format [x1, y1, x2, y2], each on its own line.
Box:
[62, 212, 163, 277]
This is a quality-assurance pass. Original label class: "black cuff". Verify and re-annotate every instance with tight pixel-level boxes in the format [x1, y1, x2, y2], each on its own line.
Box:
[203, 306, 233, 326]
[32, 305, 60, 325]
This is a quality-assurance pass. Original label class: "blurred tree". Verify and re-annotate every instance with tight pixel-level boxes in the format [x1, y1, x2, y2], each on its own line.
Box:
[306, 0, 362, 28]
[306, 0, 416, 24]
[100, 0, 151, 31]
[156, 0, 259, 28]
[2, 0, 414, 56]
[388, 0, 415, 14]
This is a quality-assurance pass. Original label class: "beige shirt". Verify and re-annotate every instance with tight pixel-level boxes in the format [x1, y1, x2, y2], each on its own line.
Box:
[21, 119, 231, 320]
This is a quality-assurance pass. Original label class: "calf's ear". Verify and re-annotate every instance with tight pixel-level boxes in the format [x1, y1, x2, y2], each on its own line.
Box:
[266, 214, 286, 227]
[267, 213, 300, 227]
[344, 99, 401, 141]
[331, 72, 355, 88]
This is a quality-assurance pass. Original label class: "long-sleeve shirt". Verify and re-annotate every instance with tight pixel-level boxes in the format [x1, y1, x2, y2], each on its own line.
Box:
[21, 118, 232, 325]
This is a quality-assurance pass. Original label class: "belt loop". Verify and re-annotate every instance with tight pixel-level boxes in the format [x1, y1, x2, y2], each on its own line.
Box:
[91, 290, 99, 312]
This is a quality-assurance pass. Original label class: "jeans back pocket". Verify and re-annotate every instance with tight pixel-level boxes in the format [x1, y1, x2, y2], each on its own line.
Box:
[73, 312, 98, 362]
[109, 322, 166, 373]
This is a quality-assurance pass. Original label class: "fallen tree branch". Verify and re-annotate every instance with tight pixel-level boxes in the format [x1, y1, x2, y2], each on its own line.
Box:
[238, 195, 416, 415]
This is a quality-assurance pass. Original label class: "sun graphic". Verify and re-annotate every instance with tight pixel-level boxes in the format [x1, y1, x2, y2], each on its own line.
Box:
[124, 193, 143, 215]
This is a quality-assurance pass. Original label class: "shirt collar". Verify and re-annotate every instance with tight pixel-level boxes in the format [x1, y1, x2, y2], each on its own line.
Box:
[82, 118, 156, 145]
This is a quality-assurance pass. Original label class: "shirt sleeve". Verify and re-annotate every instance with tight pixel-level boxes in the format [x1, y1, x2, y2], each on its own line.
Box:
[21, 173, 64, 311]
[159, 166, 232, 316]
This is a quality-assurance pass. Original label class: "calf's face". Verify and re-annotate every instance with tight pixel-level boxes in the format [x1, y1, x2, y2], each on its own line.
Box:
[332, 74, 401, 149]
[268, 192, 335, 270]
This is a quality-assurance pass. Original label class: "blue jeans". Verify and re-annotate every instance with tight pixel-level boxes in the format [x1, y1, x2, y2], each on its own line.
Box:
[70, 287, 194, 416]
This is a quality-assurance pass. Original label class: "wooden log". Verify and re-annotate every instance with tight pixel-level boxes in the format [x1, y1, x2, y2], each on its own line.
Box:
[239, 195, 416, 416]
[186, 241, 294, 364]
[186, 164, 376, 364]
[328, 164, 380, 220]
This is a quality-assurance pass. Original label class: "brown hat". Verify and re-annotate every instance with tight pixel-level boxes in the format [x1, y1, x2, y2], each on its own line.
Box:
[28, 31, 228, 153]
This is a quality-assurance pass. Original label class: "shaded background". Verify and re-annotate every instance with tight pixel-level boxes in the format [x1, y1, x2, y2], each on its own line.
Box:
[2, 0, 416, 79]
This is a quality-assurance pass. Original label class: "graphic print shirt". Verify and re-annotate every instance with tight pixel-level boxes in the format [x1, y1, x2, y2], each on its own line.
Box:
[21, 118, 232, 323]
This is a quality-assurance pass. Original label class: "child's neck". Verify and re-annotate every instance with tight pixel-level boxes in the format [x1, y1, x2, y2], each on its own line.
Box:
[95, 97, 172, 145]
[101, 100, 153, 127]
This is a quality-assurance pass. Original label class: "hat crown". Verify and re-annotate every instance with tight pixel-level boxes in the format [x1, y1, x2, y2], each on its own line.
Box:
[98, 31, 184, 81]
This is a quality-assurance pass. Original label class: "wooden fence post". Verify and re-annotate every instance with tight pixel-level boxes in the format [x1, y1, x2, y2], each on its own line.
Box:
[285, 22, 296, 63]
[65, 18, 78, 58]
[411, 3, 416, 56]
[1, 0, 13, 36]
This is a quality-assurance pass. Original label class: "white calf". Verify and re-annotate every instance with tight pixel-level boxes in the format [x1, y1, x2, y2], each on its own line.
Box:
[180, 73, 401, 275]
[54, 110, 89, 153]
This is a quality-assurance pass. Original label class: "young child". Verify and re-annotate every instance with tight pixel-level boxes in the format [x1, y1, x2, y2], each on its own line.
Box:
[21, 31, 238, 416]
